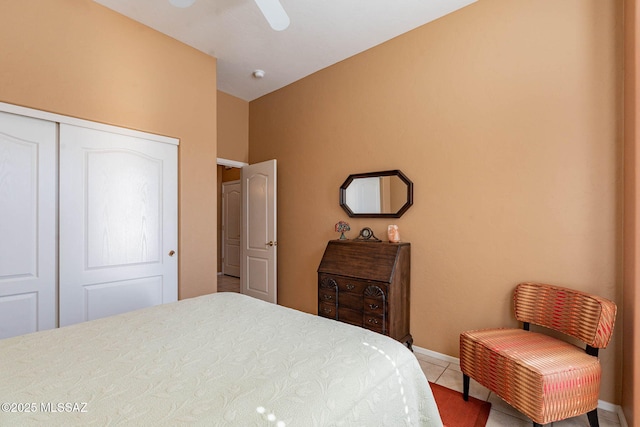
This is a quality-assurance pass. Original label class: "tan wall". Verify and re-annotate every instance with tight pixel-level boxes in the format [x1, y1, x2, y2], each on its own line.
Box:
[218, 91, 249, 163]
[0, 0, 218, 299]
[216, 90, 247, 274]
[623, 0, 640, 422]
[250, 0, 623, 404]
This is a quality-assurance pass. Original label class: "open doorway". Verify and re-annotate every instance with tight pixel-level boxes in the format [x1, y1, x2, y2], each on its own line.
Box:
[221, 178, 240, 278]
[216, 158, 278, 302]
[217, 159, 246, 293]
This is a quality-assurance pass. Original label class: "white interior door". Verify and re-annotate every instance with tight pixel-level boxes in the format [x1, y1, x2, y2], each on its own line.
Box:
[241, 160, 277, 303]
[222, 180, 241, 277]
[0, 112, 56, 339]
[59, 124, 178, 326]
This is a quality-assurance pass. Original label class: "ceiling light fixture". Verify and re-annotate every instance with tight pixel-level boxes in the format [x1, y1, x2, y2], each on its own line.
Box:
[169, 0, 196, 8]
[252, 70, 266, 79]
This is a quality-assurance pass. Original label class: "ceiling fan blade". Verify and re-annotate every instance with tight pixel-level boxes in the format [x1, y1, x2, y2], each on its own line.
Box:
[254, 0, 290, 31]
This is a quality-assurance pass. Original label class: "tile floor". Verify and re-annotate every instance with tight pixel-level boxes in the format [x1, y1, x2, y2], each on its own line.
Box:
[216, 274, 622, 427]
[217, 273, 241, 293]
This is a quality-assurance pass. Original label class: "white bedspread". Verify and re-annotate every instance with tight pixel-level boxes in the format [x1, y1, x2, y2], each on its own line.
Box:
[0, 292, 442, 426]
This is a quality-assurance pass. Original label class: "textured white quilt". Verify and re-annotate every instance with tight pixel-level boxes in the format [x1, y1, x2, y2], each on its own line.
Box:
[0, 292, 442, 426]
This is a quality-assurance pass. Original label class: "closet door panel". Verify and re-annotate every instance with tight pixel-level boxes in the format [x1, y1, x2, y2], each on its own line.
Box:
[59, 124, 177, 327]
[85, 149, 161, 268]
[0, 112, 56, 339]
[83, 276, 163, 322]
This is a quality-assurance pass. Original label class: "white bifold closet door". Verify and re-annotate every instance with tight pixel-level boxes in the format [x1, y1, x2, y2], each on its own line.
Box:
[0, 112, 57, 339]
[59, 124, 177, 327]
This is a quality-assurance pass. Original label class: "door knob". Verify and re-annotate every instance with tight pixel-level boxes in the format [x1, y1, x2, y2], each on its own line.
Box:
[168, 250, 176, 256]
[266, 241, 277, 247]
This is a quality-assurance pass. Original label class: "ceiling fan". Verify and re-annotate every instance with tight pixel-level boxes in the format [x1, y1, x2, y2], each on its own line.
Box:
[254, 0, 290, 31]
[169, 0, 290, 31]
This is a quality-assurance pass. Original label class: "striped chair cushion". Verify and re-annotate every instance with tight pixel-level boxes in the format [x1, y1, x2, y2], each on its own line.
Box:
[460, 328, 601, 424]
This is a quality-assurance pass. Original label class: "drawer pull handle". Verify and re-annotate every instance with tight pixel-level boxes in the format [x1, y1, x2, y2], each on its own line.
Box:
[346, 284, 355, 290]
[323, 294, 333, 300]
[367, 318, 380, 325]
[322, 307, 332, 314]
[368, 304, 379, 310]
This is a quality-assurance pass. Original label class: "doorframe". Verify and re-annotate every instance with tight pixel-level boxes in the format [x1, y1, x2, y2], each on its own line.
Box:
[218, 158, 248, 168]
[0, 102, 178, 146]
[217, 158, 248, 284]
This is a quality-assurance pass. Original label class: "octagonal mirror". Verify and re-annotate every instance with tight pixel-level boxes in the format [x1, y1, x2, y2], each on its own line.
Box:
[339, 170, 413, 218]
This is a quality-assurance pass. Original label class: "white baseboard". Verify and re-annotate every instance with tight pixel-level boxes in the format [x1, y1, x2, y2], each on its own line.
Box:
[616, 407, 629, 427]
[413, 345, 460, 365]
[596, 399, 619, 414]
[412, 345, 628, 426]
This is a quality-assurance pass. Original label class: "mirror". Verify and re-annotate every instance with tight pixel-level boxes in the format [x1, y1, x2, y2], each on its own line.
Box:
[340, 170, 413, 218]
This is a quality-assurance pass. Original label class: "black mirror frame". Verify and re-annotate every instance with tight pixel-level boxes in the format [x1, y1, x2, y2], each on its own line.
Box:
[339, 170, 413, 218]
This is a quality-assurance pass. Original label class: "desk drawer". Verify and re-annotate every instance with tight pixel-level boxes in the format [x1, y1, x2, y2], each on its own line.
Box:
[364, 314, 384, 334]
[338, 307, 362, 327]
[321, 275, 388, 295]
[318, 302, 337, 319]
[364, 297, 385, 316]
[319, 290, 337, 304]
[337, 278, 368, 295]
[338, 292, 362, 310]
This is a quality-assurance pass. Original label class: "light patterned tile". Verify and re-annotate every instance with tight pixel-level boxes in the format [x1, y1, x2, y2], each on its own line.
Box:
[487, 393, 529, 421]
[414, 352, 449, 368]
[552, 414, 594, 426]
[597, 408, 622, 426]
[217, 275, 240, 292]
[417, 359, 447, 383]
[485, 408, 531, 427]
[435, 366, 490, 401]
[552, 410, 621, 427]
[447, 361, 462, 373]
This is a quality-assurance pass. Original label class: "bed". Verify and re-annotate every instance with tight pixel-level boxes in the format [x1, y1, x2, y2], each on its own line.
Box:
[0, 292, 443, 426]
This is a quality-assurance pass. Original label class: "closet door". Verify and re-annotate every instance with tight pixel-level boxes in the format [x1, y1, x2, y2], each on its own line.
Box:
[59, 124, 177, 326]
[0, 112, 56, 339]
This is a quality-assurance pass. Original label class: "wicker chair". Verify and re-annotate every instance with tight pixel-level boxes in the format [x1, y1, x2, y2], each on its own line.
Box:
[459, 282, 616, 427]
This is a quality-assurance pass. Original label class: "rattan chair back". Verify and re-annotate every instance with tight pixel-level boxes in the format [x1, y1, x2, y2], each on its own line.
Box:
[513, 282, 616, 349]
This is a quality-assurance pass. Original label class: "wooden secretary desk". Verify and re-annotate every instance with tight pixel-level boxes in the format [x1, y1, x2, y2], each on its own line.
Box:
[317, 239, 412, 349]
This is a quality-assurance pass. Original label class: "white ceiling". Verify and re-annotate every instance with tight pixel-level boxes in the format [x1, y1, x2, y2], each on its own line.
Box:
[94, 0, 477, 101]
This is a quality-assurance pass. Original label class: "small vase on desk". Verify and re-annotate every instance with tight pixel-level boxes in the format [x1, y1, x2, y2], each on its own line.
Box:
[387, 225, 400, 243]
